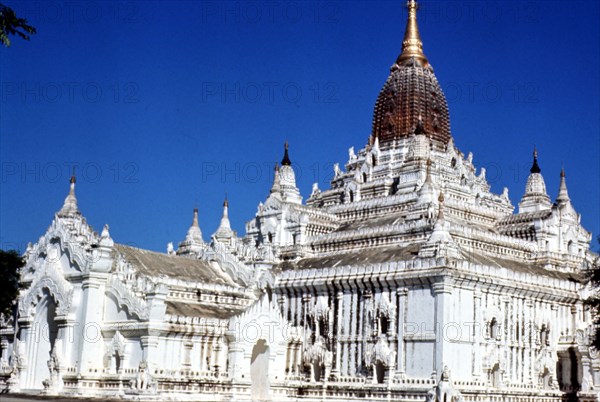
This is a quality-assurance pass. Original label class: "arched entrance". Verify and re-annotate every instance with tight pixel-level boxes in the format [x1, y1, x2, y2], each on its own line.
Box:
[250, 339, 270, 401]
[27, 289, 58, 389]
[490, 363, 501, 388]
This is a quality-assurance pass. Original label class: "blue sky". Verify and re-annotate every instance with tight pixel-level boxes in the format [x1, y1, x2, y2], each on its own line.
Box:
[1, 0, 599, 253]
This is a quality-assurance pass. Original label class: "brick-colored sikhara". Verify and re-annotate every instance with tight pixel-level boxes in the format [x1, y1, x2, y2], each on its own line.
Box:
[371, 0, 451, 145]
[371, 60, 451, 145]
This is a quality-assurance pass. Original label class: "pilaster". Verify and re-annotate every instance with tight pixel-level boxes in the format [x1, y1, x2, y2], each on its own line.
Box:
[395, 287, 408, 379]
[472, 290, 482, 380]
[432, 278, 453, 378]
[140, 334, 160, 370]
[331, 290, 343, 379]
[78, 272, 109, 374]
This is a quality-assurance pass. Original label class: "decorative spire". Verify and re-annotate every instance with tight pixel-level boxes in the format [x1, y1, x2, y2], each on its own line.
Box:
[177, 207, 204, 255]
[424, 158, 432, 183]
[57, 170, 80, 217]
[186, 208, 203, 243]
[417, 158, 437, 204]
[396, 0, 429, 67]
[215, 196, 234, 240]
[518, 147, 551, 213]
[277, 141, 303, 204]
[270, 163, 281, 194]
[220, 196, 231, 227]
[556, 168, 571, 205]
[530, 146, 541, 174]
[437, 192, 445, 221]
[192, 208, 199, 227]
[418, 190, 463, 260]
[281, 141, 292, 166]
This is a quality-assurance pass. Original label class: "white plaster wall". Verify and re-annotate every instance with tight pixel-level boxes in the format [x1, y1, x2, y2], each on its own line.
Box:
[407, 287, 434, 329]
[405, 341, 434, 378]
[127, 339, 142, 369]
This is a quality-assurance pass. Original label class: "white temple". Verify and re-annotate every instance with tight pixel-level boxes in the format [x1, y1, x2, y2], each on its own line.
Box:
[1, 1, 598, 401]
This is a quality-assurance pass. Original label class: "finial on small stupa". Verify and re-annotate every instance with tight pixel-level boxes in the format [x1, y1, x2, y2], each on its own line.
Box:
[424, 158, 433, 183]
[69, 167, 76, 192]
[57, 168, 80, 217]
[438, 191, 446, 221]
[215, 194, 234, 240]
[530, 146, 541, 174]
[270, 162, 281, 194]
[557, 167, 571, 205]
[183, 207, 203, 244]
[281, 141, 292, 166]
[192, 207, 199, 226]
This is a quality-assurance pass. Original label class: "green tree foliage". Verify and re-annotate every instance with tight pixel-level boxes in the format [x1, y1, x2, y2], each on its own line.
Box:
[0, 249, 23, 318]
[0, 3, 36, 47]
[585, 237, 600, 349]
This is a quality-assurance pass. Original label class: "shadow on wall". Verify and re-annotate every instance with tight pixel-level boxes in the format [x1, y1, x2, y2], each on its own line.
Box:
[251, 339, 270, 401]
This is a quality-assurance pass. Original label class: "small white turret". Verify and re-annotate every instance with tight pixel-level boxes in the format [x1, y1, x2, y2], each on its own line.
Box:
[418, 159, 438, 204]
[419, 192, 462, 259]
[518, 147, 552, 213]
[57, 174, 81, 218]
[278, 142, 302, 204]
[556, 168, 571, 207]
[177, 208, 204, 255]
[214, 196, 235, 243]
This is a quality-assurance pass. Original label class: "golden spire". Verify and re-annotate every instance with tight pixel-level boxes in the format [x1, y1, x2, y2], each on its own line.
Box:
[397, 0, 429, 67]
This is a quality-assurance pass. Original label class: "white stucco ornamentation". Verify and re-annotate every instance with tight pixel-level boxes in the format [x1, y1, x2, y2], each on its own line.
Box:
[1, 2, 598, 401]
[19, 258, 74, 318]
[105, 275, 149, 320]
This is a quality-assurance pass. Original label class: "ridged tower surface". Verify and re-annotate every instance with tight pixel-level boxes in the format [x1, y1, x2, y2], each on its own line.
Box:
[371, 0, 451, 144]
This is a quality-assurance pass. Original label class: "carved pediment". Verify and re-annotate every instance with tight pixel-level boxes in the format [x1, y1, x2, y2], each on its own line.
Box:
[106, 275, 149, 320]
[19, 271, 74, 317]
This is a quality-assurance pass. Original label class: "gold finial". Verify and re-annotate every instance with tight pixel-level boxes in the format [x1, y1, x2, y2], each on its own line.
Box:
[284, 140, 289, 150]
[397, 0, 429, 67]
[70, 166, 76, 184]
[560, 166, 565, 178]
[438, 191, 445, 203]
[223, 193, 229, 207]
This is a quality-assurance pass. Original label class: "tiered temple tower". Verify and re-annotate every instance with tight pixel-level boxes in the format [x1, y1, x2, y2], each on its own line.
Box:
[1, 1, 597, 401]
